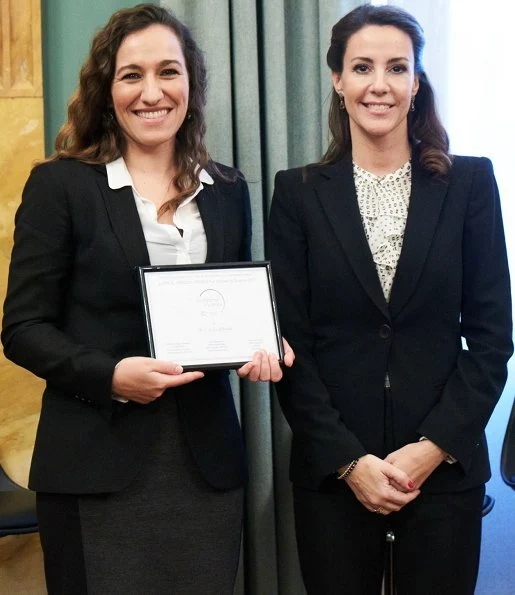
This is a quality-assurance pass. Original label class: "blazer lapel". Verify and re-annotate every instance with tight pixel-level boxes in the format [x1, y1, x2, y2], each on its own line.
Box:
[388, 158, 449, 318]
[197, 182, 225, 263]
[315, 156, 389, 318]
[96, 167, 150, 273]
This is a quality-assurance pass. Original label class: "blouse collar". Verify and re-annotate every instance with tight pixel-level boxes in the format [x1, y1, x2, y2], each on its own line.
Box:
[106, 156, 214, 192]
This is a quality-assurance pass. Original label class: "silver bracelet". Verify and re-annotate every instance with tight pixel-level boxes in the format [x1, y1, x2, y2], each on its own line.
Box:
[337, 458, 359, 480]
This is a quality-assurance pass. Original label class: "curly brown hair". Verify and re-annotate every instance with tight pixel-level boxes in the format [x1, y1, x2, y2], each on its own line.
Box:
[319, 4, 451, 176]
[49, 3, 211, 208]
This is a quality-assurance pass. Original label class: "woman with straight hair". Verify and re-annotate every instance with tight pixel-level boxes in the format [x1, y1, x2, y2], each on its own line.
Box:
[2, 4, 292, 593]
[269, 4, 512, 594]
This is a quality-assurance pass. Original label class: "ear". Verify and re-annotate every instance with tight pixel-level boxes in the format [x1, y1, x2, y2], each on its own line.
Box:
[412, 74, 420, 97]
[331, 71, 342, 95]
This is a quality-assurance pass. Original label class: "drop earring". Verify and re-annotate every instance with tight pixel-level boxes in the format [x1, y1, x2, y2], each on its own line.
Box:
[103, 108, 115, 126]
[410, 95, 416, 112]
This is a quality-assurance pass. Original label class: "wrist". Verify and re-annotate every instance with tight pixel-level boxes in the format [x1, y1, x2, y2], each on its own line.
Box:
[419, 436, 455, 464]
[111, 360, 128, 403]
[336, 458, 359, 480]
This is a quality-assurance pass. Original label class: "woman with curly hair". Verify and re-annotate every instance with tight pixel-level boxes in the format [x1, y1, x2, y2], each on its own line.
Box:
[2, 4, 292, 593]
[269, 4, 512, 594]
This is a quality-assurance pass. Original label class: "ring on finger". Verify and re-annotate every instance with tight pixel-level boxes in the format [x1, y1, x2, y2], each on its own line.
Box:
[374, 506, 385, 514]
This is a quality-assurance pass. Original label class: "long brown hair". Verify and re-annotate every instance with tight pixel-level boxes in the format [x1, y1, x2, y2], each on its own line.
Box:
[48, 3, 212, 209]
[319, 4, 451, 176]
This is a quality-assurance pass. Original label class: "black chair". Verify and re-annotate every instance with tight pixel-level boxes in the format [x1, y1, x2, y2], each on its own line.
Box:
[501, 397, 515, 490]
[383, 494, 494, 595]
[0, 463, 38, 537]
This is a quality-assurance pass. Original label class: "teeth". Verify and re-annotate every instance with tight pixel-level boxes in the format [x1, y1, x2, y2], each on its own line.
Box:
[366, 104, 391, 111]
[136, 109, 169, 119]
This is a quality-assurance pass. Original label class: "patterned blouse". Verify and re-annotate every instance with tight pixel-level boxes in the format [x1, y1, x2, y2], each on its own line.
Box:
[353, 160, 412, 301]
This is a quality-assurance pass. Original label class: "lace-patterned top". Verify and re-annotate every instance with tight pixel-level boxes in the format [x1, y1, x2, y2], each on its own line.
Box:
[353, 160, 412, 301]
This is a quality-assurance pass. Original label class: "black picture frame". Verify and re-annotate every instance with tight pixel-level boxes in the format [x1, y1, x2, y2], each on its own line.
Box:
[138, 261, 284, 370]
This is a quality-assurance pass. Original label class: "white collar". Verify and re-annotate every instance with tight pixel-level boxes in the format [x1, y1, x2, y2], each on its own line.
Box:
[105, 156, 214, 190]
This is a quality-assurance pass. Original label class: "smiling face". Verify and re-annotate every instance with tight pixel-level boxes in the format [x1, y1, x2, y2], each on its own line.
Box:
[332, 24, 419, 149]
[111, 24, 189, 155]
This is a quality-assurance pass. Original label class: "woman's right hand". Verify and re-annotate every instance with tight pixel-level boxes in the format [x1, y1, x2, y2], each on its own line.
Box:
[112, 356, 204, 404]
[344, 454, 420, 515]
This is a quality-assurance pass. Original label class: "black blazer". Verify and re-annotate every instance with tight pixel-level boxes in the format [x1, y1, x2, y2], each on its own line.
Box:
[2, 159, 251, 494]
[268, 152, 513, 493]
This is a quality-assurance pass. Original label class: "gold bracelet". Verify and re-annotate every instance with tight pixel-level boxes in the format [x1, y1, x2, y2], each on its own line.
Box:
[337, 458, 359, 480]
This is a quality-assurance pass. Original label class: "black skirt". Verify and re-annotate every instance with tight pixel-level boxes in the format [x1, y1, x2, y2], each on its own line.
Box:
[37, 395, 243, 595]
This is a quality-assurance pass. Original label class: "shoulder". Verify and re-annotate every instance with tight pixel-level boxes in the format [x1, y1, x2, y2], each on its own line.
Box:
[445, 156, 499, 214]
[447, 156, 497, 198]
[275, 161, 346, 186]
[207, 160, 239, 179]
[449, 155, 493, 176]
[273, 163, 343, 204]
[29, 159, 106, 186]
[273, 166, 313, 201]
[205, 160, 247, 193]
[274, 165, 305, 185]
[21, 160, 108, 219]
[205, 160, 246, 187]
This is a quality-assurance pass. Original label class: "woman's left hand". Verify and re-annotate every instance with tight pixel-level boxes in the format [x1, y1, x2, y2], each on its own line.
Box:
[385, 440, 447, 490]
[237, 338, 295, 382]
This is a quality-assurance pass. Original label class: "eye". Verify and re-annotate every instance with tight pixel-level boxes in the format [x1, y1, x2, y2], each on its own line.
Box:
[352, 63, 370, 74]
[121, 72, 141, 81]
[390, 64, 408, 74]
[161, 68, 180, 77]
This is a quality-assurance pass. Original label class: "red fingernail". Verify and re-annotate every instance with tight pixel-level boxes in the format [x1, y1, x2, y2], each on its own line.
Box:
[408, 481, 415, 489]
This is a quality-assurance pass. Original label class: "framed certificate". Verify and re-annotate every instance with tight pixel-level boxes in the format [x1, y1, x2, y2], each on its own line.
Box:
[138, 261, 284, 370]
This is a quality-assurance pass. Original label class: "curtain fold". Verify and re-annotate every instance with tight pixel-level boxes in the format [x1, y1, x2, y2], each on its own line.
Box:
[162, 2, 363, 593]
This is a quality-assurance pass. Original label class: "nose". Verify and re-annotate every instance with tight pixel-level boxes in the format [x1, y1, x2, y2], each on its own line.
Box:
[141, 75, 164, 104]
[370, 72, 389, 94]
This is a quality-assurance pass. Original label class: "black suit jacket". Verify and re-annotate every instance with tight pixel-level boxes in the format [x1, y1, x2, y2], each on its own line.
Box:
[268, 152, 513, 492]
[2, 159, 251, 494]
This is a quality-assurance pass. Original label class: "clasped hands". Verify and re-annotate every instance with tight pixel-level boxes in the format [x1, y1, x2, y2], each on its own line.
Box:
[111, 339, 295, 404]
[344, 440, 448, 515]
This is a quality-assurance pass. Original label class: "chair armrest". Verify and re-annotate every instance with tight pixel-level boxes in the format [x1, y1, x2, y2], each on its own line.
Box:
[501, 398, 515, 489]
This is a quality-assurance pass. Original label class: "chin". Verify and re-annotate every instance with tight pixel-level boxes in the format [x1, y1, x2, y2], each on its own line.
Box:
[362, 127, 394, 139]
[139, 134, 176, 147]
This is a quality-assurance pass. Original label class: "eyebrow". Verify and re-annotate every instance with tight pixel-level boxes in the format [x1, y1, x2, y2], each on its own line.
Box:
[350, 56, 410, 64]
[115, 59, 183, 76]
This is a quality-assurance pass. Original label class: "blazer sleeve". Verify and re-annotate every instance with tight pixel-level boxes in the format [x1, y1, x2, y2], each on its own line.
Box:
[268, 170, 367, 487]
[1, 164, 119, 411]
[418, 157, 513, 471]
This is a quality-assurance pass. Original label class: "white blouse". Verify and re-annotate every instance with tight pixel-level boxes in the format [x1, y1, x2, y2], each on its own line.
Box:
[106, 156, 212, 266]
[354, 160, 412, 301]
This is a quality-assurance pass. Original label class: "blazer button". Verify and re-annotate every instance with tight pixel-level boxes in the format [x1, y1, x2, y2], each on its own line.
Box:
[379, 324, 392, 339]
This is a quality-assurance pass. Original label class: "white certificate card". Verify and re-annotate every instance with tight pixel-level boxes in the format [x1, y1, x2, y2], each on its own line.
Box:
[138, 262, 284, 369]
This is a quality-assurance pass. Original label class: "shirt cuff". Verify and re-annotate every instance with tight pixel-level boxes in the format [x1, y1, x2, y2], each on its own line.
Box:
[112, 394, 129, 403]
[111, 360, 128, 403]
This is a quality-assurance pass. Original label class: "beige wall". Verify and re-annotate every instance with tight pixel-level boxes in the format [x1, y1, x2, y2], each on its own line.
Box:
[0, 1, 46, 591]
[0, 0, 45, 486]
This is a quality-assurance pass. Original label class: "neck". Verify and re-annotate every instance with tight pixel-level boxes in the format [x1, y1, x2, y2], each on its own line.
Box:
[350, 125, 411, 176]
[123, 141, 176, 177]
[352, 145, 411, 176]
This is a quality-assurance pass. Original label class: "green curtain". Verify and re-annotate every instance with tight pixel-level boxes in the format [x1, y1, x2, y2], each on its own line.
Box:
[161, 2, 363, 593]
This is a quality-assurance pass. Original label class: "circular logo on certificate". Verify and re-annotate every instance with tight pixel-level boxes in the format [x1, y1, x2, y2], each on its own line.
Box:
[199, 288, 225, 315]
